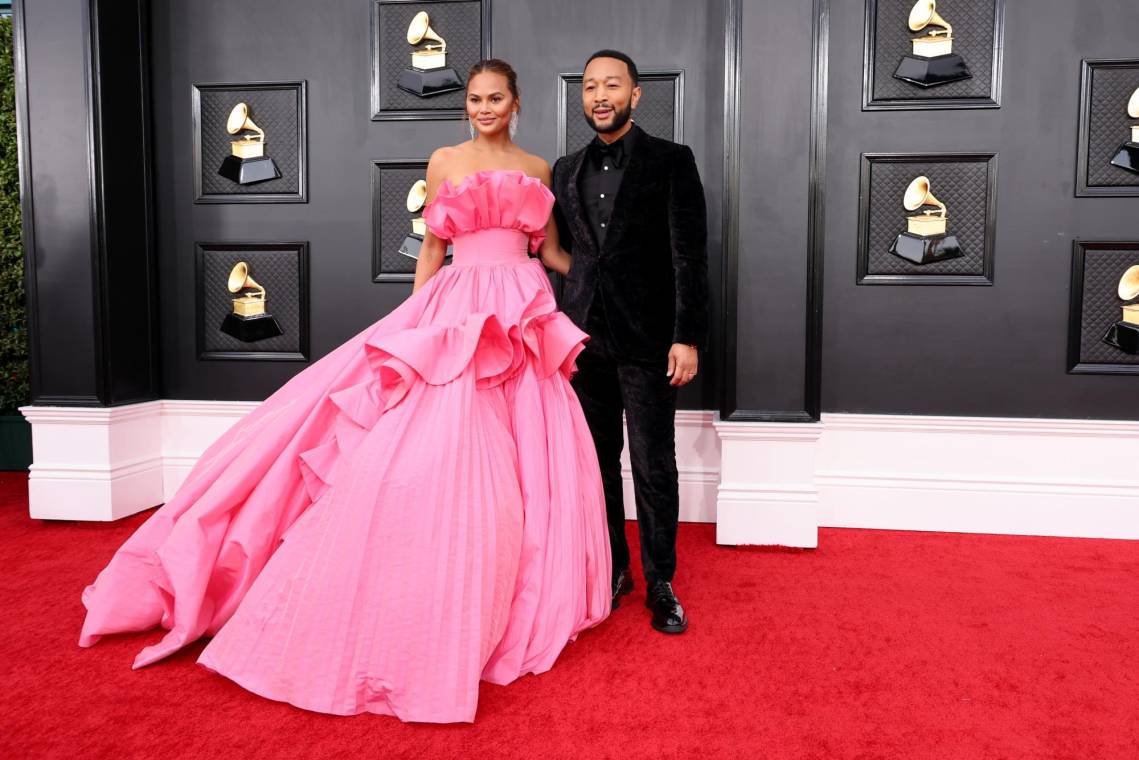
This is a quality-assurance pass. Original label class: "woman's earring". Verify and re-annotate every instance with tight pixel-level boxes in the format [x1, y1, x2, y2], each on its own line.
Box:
[469, 118, 477, 140]
[509, 112, 519, 139]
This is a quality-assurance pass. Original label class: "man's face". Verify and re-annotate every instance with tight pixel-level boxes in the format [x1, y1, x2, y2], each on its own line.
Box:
[581, 57, 641, 134]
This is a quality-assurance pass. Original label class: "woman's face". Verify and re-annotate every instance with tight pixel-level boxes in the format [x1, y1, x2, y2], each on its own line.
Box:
[466, 71, 517, 138]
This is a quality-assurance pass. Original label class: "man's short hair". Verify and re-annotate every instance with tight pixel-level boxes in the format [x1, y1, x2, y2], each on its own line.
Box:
[585, 49, 640, 85]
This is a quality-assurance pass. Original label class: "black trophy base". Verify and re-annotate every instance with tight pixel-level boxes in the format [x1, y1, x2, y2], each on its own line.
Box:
[1109, 142, 1139, 174]
[218, 155, 282, 185]
[1102, 321, 1139, 354]
[220, 312, 284, 343]
[398, 234, 424, 260]
[397, 67, 464, 98]
[889, 232, 964, 265]
[893, 54, 972, 88]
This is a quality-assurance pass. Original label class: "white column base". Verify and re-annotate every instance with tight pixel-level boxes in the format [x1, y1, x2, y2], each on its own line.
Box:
[713, 420, 822, 547]
[20, 402, 165, 521]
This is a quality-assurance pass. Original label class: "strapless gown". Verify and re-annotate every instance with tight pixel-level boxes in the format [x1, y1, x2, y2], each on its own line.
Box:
[77, 170, 612, 723]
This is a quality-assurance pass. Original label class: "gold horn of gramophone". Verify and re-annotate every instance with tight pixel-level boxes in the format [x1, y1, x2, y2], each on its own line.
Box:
[226, 103, 266, 158]
[228, 261, 267, 317]
[903, 175, 948, 236]
[407, 11, 447, 69]
[1119, 265, 1139, 325]
[907, 0, 957, 59]
[1128, 87, 1139, 144]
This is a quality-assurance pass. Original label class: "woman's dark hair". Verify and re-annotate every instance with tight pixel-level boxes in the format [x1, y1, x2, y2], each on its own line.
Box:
[584, 49, 640, 84]
[467, 58, 520, 102]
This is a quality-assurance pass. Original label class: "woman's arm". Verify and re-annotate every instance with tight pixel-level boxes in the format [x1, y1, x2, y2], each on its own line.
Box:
[534, 160, 573, 276]
[413, 149, 452, 293]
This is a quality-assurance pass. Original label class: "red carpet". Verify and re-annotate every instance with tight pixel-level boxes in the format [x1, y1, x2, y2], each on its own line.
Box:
[0, 470, 1136, 759]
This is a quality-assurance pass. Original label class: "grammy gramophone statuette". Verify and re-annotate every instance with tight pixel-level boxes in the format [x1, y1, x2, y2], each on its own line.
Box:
[1108, 87, 1139, 175]
[888, 175, 965, 265]
[217, 103, 282, 185]
[397, 179, 453, 262]
[893, 0, 972, 88]
[219, 261, 285, 342]
[396, 11, 464, 98]
[1101, 265, 1139, 354]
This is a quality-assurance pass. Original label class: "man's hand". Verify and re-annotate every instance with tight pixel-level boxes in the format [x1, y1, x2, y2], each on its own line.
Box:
[666, 343, 699, 387]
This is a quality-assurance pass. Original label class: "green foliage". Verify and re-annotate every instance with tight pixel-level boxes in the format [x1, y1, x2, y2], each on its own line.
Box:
[0, 15, 29, 413]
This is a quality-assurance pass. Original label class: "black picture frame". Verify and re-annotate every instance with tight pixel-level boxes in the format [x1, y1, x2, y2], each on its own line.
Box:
[1075, 59, 1139, 198]
[1067, 240, 1139, 375]
[370, 0, 492, 121]
[195, 242, 310, 361]
[857, 152, 998, 285]
[862, 0, 1005, 111]
[371, 158, 430, 283]
[192, 80, 307, 204]
[555, 69, 685, 156]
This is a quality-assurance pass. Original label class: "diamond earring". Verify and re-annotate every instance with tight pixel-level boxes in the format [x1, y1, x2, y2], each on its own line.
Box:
[509, 112, 519, 139]
[469, 118, 476, 140]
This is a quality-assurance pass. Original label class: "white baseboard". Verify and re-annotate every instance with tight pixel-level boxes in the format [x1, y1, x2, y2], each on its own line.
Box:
[815, 414, 1139, 540]
[20, 402, 1139, 542]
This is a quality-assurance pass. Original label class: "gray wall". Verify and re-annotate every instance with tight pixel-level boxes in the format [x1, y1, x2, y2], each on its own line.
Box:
[822, 0, 1139, 418]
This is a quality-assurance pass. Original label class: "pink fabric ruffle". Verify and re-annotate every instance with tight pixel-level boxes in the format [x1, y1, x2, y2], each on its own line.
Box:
[424, 170, 554, 253]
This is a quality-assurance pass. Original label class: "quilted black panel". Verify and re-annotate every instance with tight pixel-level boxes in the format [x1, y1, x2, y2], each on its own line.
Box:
[200, 245, 305, 355]
[372, 162, 427, 278]
[868, 0, 997, 102]
[865, 157, 991, 277]
[1085, 64, 1139, 188]
[375, 1, 484, 114]
[198, 85, 301, 196]
[1077, 247, 1139, 366]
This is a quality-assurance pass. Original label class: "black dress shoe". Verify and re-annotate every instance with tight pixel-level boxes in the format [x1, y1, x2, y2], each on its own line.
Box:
[645, 580, 688, 634]
[611, 568, 634, 610]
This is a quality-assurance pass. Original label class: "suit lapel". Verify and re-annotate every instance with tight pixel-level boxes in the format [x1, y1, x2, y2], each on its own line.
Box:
[562, 148, 598, 257]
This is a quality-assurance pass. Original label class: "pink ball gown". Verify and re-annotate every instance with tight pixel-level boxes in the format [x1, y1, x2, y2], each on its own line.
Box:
[77, 169, 612, 723]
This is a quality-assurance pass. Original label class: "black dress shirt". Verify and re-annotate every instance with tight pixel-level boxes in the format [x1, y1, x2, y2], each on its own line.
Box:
[579, 124, 640, 248]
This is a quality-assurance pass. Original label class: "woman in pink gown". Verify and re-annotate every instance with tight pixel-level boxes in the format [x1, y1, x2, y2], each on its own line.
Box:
[77, 59, 611, 723]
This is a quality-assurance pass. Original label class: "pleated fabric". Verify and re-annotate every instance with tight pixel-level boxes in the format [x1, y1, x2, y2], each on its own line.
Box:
[79, 171, 611, 722]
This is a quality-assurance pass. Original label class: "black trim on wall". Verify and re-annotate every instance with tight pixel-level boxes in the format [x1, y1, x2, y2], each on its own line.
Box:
[369, 0, 493, 121]
[11, 0, 41, 404]
[555, 70, 685, 157]
[1075, 58, 1139, 198]
[1067, 240, 1139, 375]
[862, 0, 1005, 111]
[719, 0, 828, 424]
[191, 80, 308, 204]
[856, 151, 998, 286]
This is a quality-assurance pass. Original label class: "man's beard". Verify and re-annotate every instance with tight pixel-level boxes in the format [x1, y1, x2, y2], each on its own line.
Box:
[584, 101, 633, 134]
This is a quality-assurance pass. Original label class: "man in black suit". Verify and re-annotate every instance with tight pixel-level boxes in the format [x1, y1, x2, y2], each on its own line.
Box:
[552, 50, 709, 634]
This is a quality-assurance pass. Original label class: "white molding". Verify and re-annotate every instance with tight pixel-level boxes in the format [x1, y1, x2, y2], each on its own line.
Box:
[816, 413, 1139, 540]
[19, 403, 1139, 541]
[713, 419, 822, 548]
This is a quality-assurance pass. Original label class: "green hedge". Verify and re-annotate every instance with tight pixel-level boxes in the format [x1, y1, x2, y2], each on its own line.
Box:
[0, 16, 29, 414]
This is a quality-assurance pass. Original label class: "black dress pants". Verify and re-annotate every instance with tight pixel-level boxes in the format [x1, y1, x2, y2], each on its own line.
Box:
[572, 314, 679, 586]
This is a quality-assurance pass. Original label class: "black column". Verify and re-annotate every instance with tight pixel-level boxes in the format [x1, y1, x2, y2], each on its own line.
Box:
[15, 0, 159, 406]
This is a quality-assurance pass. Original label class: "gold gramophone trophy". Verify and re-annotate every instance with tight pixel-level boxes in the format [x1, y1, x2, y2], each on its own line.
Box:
[888, 175, 964, 265]
[1102, 265, 1139, 354]
[217, 103, 282, 185]
[398, 180, 429, 260]
[1109, 87, 1139, 174]
[219, 261, 284, 342]
[396, 11, 464, 97]
[893, 0, 972, 88]
[397, 179, 453, 261]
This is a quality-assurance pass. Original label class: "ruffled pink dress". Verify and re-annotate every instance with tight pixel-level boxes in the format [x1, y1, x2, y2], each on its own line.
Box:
[77, 170, 612, 723]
